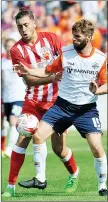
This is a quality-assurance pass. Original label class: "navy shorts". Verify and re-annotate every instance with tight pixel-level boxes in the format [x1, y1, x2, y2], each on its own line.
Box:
[4, 101, 23, 121]
[42, 97, 102, 138]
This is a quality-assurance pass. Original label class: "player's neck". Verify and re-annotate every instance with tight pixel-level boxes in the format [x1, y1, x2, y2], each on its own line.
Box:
[24, 32, 38, 46]
[29, 33, 38, 45]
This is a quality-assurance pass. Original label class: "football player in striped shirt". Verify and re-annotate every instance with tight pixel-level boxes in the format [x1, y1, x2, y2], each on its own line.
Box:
[2, 10, 79, 197]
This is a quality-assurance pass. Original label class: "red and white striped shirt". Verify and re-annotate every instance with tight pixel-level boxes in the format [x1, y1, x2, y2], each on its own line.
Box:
[10, 32, 64, 110]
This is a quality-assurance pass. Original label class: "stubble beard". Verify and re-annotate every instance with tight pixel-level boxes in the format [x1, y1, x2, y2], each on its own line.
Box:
[73, 39, 87, 52]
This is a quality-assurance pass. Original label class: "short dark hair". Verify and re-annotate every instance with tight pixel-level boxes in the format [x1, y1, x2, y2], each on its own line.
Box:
[15, 9, 35, 23]
[72, 19, 94, 37]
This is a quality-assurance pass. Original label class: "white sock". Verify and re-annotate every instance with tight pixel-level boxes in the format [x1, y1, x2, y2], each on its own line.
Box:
[6, 126, 19, 152]
[13, 145, 26, 154]
[61, 148, 72, 162]
[71, 167, 79, 178]
[7, 184, 15, 190]
[33, 142, 47, 182]
[94, 153, 107, 191]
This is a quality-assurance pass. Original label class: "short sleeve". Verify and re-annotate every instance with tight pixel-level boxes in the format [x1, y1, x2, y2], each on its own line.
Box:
[46, 55, 63, 73]
[50, 33, 65, 55]
[10, 46, 31, 76]
[98, 59, 107, 86]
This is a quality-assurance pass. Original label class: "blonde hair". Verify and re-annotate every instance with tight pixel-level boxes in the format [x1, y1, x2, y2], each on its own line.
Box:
[72, 19, 94, 37]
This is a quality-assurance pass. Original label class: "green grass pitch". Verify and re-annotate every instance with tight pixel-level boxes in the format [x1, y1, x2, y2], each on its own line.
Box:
[1, 130, 107, 201]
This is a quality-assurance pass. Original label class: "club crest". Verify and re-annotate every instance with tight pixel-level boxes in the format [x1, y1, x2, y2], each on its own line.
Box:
[40, 47, 52, 61]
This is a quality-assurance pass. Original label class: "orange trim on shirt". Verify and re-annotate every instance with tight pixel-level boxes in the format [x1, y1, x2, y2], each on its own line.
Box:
[77, 47, 95, 58]
[98, 59, 107, 86]
[95, 51, 106, 57]
[46, 55, 63, 73]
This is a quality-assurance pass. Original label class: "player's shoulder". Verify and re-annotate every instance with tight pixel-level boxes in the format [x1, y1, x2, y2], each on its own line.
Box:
[10, 39, 24, 52]
[62, 44, 75, 53]
[94, 48, 106, 59]
[39, 31, 57, 38]
[38, 32, 61, 42]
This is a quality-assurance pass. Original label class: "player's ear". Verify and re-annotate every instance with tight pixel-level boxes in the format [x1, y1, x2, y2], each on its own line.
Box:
[88, 34, 92, 41]
[86, 35, 91, 42]
[34, 20, 36, 28]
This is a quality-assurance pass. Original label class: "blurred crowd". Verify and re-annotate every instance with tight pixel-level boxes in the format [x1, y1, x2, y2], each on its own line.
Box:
[1, 0, 107, 55]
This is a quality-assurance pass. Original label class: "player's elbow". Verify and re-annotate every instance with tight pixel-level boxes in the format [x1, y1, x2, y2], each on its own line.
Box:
[22, 75, 37, 86]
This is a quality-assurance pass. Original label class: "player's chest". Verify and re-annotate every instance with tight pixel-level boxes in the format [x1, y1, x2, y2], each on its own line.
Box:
[23, 45, 54, 68]
[63, 55, 101, 80]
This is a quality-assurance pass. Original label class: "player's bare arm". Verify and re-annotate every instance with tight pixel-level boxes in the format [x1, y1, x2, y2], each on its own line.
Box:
[13, 55, 62, 79]
[94, 83, 107, 95]
[22, 74, 58, 86]
[22, 68, 62, 83]
[13, 63, 61, 86]
[13, 62, 52, 78]
[89, 81, 107, 95]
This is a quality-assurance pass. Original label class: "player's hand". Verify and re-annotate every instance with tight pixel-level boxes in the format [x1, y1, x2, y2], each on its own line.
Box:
[13, 62, 29, 74]
[89, 80, 98, 94]
[54, 72, 62, 82]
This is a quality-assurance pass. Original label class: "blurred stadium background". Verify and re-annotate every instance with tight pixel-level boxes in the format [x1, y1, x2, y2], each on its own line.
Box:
[1, 0, 107, 129]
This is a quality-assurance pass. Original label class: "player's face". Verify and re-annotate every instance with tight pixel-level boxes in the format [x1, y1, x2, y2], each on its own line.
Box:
[72, 31, 88, 51]
[16, 16, 36, 42]
[5, 40, 15, 52]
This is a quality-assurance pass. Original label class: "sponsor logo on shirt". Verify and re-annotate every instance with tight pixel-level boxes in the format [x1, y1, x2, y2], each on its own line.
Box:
[67, 67, 98, 75]
[68, 62, 75, 66]
[92, 62, 99, 69]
